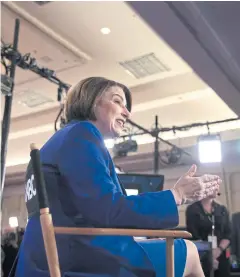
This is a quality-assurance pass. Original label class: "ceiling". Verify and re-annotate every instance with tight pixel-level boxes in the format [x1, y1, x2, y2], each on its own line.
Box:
[1, 1, 240, 176]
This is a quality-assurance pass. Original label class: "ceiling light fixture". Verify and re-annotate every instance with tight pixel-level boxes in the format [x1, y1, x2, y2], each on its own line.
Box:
[100, 27, 111, 35]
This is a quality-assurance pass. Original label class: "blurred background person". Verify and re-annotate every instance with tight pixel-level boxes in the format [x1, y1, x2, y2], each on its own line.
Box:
[231, 212, 240, 271]
[2, 232, 19, 277]
[186, 195, 231, 277]
[1, 244, 5, 276]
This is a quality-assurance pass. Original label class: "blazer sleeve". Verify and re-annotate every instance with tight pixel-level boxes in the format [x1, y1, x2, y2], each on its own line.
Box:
[186, 204, 202, 240]
[57, 124, 179, 229]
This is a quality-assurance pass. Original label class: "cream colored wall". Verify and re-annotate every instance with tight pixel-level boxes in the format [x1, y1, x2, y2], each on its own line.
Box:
[2, 184, 27, 230]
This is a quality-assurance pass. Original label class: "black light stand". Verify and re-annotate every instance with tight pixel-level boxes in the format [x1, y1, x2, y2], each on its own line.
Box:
[1, 19, 20, 191]
[153, 116, 160, 174]
[127, 119, 159, 173]
[127, 116, 186, 174]
[54, 85, 65, 132]
[1, 19, 70, 197]
[125, 115, 239, 174]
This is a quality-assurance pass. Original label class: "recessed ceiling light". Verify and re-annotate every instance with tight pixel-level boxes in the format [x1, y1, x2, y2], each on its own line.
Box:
[100, 27, 111, 35]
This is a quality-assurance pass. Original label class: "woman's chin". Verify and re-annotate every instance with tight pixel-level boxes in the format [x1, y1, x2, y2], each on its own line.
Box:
[103, 130, 120, 139]
[112, 127, 122, 137]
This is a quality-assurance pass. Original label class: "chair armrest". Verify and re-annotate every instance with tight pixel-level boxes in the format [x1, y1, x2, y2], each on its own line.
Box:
[54, 227, 192, 239]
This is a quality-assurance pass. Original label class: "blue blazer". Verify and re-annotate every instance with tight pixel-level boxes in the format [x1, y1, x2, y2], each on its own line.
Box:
[16, 121, 179, 277]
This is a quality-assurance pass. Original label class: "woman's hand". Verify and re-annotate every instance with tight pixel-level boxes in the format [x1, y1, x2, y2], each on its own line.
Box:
[171, 164, 221, 205]
[213, 259, 219, 270]
[213, 248, 222, 260]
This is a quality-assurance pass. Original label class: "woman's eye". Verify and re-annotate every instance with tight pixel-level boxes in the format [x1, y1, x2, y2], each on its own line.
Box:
[114, 99, 121, 105]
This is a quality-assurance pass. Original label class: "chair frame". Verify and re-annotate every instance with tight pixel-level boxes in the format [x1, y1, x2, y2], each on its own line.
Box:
[30, 143, 192, 277]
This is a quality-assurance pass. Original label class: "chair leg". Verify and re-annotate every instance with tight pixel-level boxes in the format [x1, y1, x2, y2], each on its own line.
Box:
[40, 209, 61, 277]
[166, 238, 174, 277]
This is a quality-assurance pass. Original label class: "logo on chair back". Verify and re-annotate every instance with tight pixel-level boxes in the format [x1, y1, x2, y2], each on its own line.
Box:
[25, 161, 39, 218]
[25, 174, 36, 202]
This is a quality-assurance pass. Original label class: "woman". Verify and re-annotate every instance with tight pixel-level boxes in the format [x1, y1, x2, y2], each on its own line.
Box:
[186, 196, 231, 277]
[16, 77, 221, 277]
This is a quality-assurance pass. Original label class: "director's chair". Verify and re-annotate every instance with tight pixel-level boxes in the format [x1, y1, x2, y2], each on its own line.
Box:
[30, 143, 191, 277]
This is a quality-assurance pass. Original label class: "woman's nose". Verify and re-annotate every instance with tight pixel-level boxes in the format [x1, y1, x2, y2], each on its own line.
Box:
[121, 106, 131, 119]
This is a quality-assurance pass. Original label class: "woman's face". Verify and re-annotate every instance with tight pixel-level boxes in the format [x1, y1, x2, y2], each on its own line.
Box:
[93, 86, 131, 138]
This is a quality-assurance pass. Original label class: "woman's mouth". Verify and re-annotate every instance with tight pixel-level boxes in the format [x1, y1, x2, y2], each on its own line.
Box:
[116, 119, 125, 128]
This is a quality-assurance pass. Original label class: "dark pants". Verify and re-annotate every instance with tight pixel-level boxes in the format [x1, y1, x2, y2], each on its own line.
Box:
[2, 245, 18, 277]
[200, 251, 230, 277]
[214, 252, 230, 277]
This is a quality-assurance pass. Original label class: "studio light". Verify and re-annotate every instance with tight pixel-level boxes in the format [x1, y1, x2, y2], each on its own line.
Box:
[115, 166, 123, 174]
[198, 134, 222, 163]
[9, 216, 18, 228]
[113, 139, 138, 157]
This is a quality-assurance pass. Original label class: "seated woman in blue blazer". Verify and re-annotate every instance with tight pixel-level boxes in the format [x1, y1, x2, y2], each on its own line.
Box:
[16, 77, 221, 277]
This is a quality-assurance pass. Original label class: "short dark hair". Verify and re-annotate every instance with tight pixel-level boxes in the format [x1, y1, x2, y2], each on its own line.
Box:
[65, 77, 132, 123]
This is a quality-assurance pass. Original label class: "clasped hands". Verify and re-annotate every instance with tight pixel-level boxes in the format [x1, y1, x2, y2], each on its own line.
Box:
[171, 164, 222, 205]
[212, 248, 222, 270]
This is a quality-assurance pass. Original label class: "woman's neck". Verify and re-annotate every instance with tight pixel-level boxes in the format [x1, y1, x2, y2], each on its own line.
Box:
[201, 198, 214, 213]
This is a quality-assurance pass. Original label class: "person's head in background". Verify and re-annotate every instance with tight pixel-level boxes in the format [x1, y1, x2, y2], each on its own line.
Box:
[65, 77, 132, 139]
[4, 232, 18, 248]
